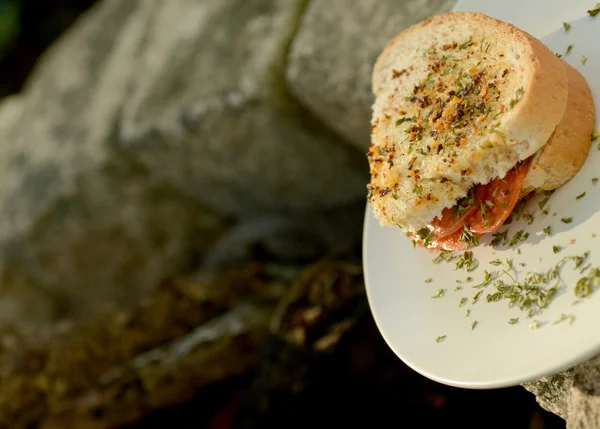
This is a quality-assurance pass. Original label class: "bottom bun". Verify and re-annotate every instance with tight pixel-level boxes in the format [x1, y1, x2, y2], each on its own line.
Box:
[522, 61, 595, 195]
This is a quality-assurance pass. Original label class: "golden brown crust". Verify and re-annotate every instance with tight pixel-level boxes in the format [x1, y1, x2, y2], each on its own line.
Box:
[523, 61, 595, 194]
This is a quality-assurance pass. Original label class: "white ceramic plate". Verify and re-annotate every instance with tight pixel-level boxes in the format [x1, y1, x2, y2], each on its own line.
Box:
[363, 3, 600, 389]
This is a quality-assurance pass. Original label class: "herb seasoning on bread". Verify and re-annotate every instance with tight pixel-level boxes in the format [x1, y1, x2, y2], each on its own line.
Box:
[367, 12, 595, 250]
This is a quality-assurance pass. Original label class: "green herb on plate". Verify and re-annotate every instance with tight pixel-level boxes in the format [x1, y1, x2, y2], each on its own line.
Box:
[490, 230, 508, 247]
[553, 313, 576, 325]
[565, 44, 574, 56]
[574, 268, 600, 298]
[432, 289, 445, 299]
[455, 250, 479, 272]
[509, 230, 529, 246]
[523, 213, 534, 225]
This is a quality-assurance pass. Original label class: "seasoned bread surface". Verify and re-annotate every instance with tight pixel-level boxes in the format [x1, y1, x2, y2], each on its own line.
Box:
[368, 12, 568, 232]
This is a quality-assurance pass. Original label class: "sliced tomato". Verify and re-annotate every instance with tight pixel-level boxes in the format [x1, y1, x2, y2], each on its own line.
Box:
[426, 229, 469, 251]
[467, 159, 531, 234]
[412, 158, 531, 251]
[411, 228, 482, 251]
[428, 187, 485, 238]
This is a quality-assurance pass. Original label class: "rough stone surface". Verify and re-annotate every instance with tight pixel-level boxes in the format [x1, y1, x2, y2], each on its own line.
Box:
[0, 0, 374, 332]
[0, 0, 226, 331]
[521, 356, 600, 427]
[287, 0, 456, 150]
[568, 355, 600, 429]
[118, 0, 368, 218]
[202, 201, 365, 270]
[522, 371, 573, 420]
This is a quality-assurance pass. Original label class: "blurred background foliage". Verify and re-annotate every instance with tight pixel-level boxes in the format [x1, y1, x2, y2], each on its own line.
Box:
[0, 0, 97, 99]
[0, 1, 20, 61]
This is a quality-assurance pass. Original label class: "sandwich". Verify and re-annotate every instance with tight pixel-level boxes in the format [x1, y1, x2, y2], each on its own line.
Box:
[367, 12, 595, 251]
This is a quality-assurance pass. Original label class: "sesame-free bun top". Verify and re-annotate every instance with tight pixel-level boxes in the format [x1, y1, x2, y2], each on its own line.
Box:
[367, 12, 568, 233]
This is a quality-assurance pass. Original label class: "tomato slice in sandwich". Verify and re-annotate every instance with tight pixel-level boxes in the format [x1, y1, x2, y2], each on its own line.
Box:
[428, 186, 485, 238]
[414, 158, 531, 251]
[467, 158, 531, 234]
[423, 228, 479, 251]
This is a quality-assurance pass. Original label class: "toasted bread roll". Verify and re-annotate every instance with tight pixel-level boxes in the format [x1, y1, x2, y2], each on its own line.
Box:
[368, 12, 568, 233]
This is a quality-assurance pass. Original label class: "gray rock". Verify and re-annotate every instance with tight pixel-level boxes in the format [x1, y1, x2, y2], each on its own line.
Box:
[568, 355, 600, 429]
[202, 201, 365, 270]
[0, 96, 23, 139]
[287, 0, 456, 150]
[0, 96, 59, 329]
[0, 0, 373, 332]
[522, 370, 573, 420]
[118, 0, 368, 218]
[521, 354, 600, 427]
[0, 0, 226, 331]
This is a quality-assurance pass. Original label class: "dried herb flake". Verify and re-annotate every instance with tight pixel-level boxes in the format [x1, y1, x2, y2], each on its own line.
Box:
[432, 289, 445, 299]
[565, 44, 574, 56]
[490, 230, 508, 247]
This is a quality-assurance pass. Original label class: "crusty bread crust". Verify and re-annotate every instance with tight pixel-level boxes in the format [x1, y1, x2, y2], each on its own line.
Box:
[368, 12, 569, 232]
[522, 61, 595, 194]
